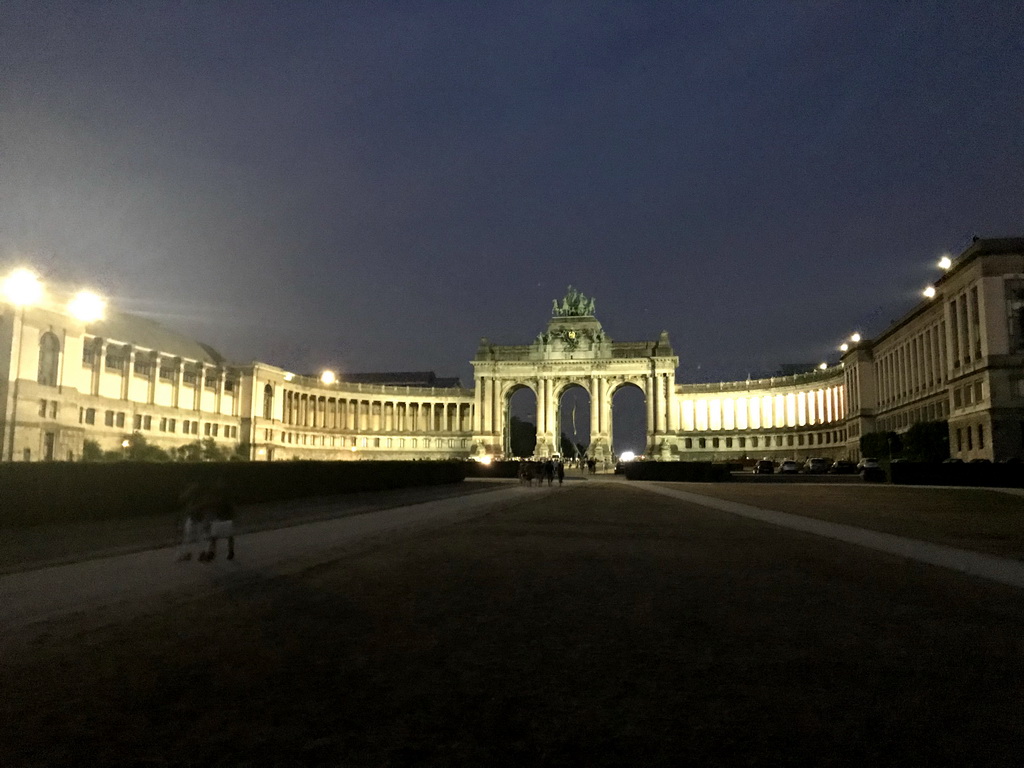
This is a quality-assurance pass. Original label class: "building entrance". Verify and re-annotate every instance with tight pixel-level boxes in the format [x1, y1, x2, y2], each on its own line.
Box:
[471, 287, 678, 466]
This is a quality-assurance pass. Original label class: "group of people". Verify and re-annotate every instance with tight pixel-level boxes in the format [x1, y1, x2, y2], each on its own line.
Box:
[176, 479, 236, 562]
[517, 458, 566, 487]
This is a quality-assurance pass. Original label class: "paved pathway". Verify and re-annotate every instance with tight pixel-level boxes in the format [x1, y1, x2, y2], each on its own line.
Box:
[0, 483, 554, 639]
[635, 480, 1024, 589]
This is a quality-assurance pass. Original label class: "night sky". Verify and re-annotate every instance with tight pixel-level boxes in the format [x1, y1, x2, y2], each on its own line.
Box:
[3, 2, 1023, 390]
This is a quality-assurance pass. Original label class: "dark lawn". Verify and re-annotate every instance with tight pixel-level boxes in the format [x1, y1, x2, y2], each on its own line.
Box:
[667, 483, 1024, 559]
[2, 484, 1023, 766]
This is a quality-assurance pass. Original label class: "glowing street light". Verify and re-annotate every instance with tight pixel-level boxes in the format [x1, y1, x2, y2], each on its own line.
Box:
[818, 362, 828, 370]
[2, 268, 43, 307]
[839, 343, 849, 352]
[850, 333, 862, 343]
[68, 290, 106, 322]
[923, 285, 936, 299]
[938, 254, 953, 270]
[320, 370, 336, 385]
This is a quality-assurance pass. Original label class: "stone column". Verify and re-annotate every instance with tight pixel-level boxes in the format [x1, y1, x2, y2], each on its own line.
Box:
[645, 376, 655, 443]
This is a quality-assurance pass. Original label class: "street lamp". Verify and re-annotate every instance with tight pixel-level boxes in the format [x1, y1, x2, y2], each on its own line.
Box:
[320, 370, 336, 385]
[3, 268, 43, 461]
[850, 332, 862, 343]
[923, 285, 936, 299]
[839, 343, 849, 352]
[938, 254, 953, 270]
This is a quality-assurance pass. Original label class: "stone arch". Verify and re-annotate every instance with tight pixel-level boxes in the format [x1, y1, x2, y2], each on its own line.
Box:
[608, 379, 647, 458]
[504, 381, 538, 457]
[554, 380, 592, 459]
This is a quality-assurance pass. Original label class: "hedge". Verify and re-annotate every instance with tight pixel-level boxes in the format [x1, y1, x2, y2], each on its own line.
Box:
[889, 462, 1024, 488]
[624, 461, 732, 482]
[463, 460, 522, 479]
[0, 461, 467, 527]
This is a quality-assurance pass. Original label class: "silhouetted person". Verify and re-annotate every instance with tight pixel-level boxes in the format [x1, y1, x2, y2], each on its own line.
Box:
[200, 478, 235, 561]
[556, 460, 565, 485]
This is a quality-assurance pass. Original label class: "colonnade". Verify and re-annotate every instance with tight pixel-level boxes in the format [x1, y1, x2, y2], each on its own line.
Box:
[279, 389, 472, 433]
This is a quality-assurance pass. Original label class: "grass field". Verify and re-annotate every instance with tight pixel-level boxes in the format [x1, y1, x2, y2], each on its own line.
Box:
[2, 483, 1023, 766]
[676, 482, 1024, 559]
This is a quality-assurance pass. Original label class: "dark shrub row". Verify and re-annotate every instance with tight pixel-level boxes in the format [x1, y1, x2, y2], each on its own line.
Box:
[889, 462, 1024, 488]
[0, 461, 467, 527]
[624, 461, 731, 482]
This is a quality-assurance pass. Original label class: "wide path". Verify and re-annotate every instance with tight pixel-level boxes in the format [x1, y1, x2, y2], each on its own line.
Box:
[0, 482, 545, 639]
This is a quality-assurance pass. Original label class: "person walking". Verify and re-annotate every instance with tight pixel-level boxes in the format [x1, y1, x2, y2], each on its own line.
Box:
[556, 460, 565, 486]
[175, 481, 205, 562]
[200, 478, 235, 561]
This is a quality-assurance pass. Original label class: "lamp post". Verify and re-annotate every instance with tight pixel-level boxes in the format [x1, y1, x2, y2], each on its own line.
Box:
[3, 269, 43, 461]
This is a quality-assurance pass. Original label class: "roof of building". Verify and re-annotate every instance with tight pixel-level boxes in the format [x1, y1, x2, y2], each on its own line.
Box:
[86, 312, 224, 364]
[336, 371, 463, 388]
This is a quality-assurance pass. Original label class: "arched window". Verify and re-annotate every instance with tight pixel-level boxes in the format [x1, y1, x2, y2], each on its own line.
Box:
[263, 384, 274, 419]
[37, 332, 60, 386]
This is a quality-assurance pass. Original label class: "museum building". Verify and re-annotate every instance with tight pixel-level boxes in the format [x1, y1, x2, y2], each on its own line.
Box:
[2, 238, 1023, 464]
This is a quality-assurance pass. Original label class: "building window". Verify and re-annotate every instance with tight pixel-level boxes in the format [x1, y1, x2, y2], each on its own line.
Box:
[212, 424, 219, 437]
[954, 388, 962, 408]
[374, 437, 381, 448]
[143, 415, 152, 430]
[182, 368, 198, 385]
[105, 410, 115, 427]
[263, 384, 274, 419]
[105, 347, 126, 371]
[159, 417, 167, 432]
[684, 438, 693, 449]
[204, 423, 212, 436]
[751, 436, 758, 448]
[712, 437, 719, 448]
[191, 421, 199, 435]
[1006, 279, 1024, 354]
[134, 357, 153, 377]
[956, 428, 963, 452]
[204, 372, 218, 390]
[168, 418, 176, 432]
[698, 438, 706, 449]
[49, 401, 57, 419]
[224, 379, 235, 393]
[978, 423, 985, 449]
[134, 414, 142, 430]
[85, 408, 96, 425]
[159, 363, 176, 381]
[82, 343, 97, 366]
[37, 332, 60, 386]
[361, 437, 368, 448]
[38, 399, 47, 417]
[967, 426, 973, 451]
[974, 381, 983, 403]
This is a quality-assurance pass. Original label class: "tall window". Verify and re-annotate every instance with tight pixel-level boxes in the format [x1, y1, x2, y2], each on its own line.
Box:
[263, 384, 274, 419]
[1006, 280, 1024, 354]
[37, 332, 60, 386]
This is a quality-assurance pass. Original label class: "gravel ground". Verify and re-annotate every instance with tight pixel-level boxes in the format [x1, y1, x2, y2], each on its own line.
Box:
[2, 481, 1023, 767]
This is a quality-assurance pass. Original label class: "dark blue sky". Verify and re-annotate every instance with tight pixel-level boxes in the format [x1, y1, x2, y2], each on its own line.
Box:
[2, 1, 1023, 386]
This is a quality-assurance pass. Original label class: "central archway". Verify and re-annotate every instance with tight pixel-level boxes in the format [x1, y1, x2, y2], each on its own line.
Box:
[556, 382, 591, 461]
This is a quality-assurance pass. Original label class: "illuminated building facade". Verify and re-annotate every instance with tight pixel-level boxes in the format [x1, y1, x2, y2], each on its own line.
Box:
[2, 238, 1024, 463]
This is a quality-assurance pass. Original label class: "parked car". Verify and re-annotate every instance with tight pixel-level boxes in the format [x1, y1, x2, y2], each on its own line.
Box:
[778, 459, 800, 474]
[752, 459, 774, 474]
[803, 457, 830, 474]
[857, 457, 880, 471]
[829, 459, 857, 474]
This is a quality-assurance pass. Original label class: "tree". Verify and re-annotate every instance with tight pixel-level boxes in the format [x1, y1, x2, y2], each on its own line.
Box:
[509, 416, 536, 457]
[902, 421, 950, 463]
[860, 430, 901, 459]
[124, 432, 171, 461]
[82, 439, 103, 462]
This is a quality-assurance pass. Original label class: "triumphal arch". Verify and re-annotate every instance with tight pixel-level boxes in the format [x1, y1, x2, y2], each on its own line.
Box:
[471, 287, 678, 461]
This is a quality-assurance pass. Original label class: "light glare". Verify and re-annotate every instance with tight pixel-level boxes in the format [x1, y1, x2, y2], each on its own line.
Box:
[850, 333, 862, 343]
[320, 370, 336, 385]
[839, 343, 849, 352]
[938, 254, 953, 270]
[619, 451, 636, 462]
[68, 290, 106, 322]
[818, 362, 827, 370]
[2, 268, 43, 307]
[923, 285, 936, 299]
